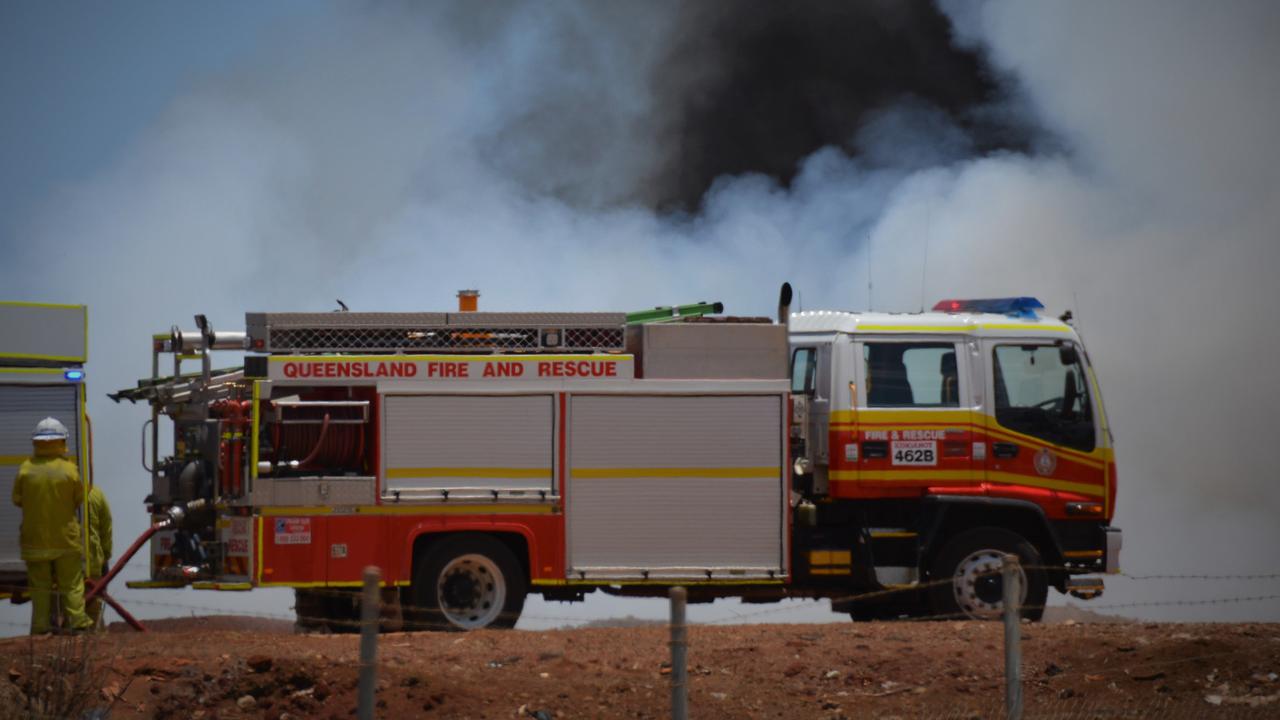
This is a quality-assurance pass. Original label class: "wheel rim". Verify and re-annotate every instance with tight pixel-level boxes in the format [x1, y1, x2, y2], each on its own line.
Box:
[950, 549, 1026, 619]
[436, 553, 506, 629]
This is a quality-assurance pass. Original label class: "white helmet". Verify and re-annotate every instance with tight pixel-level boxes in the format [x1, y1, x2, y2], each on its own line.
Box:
[32, 417, 69, 441]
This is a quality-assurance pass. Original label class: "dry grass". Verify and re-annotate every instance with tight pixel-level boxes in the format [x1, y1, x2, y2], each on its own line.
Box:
[2, 635, 109, 720]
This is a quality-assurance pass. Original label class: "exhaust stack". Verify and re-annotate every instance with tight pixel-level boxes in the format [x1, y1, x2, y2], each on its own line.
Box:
[777, 282, 793, 327]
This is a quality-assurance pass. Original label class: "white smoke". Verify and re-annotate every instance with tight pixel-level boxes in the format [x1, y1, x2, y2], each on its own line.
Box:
[2, 1, 1277, 632]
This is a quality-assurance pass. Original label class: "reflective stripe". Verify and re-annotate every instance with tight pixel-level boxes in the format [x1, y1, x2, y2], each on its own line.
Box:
[986, 471, 1104, 497]
[532, 578, 785, 587]
[830, 470, 1105, 498]
[851, 323, 1069, 334]
[257, 504, 556, 517]
[831, 469, 971, 481]
[573, 467, 779, 479]
[191, 582, 253, 591]
[385, 467, 551, 480]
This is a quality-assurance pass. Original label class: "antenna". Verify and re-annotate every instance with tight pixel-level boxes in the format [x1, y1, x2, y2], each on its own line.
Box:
[919, 231, 931, 313]
[866, 232, 873, 311]
[1072, 290, 1084, 337]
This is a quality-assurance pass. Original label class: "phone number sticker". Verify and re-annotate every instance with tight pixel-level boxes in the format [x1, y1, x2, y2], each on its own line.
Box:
[891, 440, 936, 466]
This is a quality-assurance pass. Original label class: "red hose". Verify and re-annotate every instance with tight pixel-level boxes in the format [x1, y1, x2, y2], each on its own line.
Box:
[85, 524, 159, 603]
[298, 413, 331, 467]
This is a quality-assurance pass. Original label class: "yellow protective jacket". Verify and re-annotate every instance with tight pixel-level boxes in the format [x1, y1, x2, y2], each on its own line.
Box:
[87, 485, 113, 574]
[11, 456, 84, 562]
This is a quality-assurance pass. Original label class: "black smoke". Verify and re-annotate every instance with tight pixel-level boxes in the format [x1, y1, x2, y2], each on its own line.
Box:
[651, 0, 1035, 210]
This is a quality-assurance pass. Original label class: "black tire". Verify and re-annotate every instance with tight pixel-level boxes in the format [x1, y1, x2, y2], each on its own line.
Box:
[294, 587, 360, 633]
[842, 588, 926, 622]
[293, 588, 330, 633]
[928, 527, 1047, 621]
[410, 533, 526, 631]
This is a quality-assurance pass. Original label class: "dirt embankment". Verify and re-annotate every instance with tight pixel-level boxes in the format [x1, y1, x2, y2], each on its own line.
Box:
[3, 620, 1279, 718]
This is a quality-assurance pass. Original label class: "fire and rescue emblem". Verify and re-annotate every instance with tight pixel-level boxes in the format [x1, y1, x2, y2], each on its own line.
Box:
[1033, 448, 1058, 476]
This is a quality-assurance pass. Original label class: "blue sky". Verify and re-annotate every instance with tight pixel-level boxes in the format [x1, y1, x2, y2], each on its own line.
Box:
[0, 1, 320, 244]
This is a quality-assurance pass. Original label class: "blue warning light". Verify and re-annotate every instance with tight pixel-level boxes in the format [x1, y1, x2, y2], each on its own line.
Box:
[63, 370, 85, 382]
[932, 297, 1045, 318]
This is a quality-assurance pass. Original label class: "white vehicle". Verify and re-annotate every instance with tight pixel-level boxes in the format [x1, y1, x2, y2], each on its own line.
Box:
[0, 302, 92, 599]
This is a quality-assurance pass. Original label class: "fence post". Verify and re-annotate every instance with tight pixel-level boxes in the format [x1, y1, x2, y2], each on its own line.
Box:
[669, 586, 688, 720]
[358, 566, 381, 720]
[1002, 554, 1023, 720]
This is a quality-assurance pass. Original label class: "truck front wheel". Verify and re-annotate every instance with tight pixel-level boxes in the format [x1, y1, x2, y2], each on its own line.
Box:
[411, 534, 526, 630]
[928, 527, 1047, 621]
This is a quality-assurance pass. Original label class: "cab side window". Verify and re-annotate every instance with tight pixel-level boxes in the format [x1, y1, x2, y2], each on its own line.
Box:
[863, 342, 960, 408]
[791, 347, 817, 395]
[992, 344, 1095, 451]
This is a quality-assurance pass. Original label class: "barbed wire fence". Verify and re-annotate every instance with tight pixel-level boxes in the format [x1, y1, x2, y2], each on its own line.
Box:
[2, 566, 1279, 718]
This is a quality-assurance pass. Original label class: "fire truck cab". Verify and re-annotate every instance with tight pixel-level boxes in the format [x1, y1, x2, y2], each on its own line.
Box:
[788, 297, 1120, 619]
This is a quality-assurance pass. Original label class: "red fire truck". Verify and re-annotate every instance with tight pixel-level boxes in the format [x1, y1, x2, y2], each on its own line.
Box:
[110, 288, 1120, 629]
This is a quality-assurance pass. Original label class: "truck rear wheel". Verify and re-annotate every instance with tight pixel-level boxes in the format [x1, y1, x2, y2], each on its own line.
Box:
[928, 527, 1047, 621]
[411, 534, 526, 631]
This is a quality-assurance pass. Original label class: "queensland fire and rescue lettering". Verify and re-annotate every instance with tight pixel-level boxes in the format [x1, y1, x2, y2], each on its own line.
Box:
[272, 357, 630, 382]
[281, 361, 418, 379]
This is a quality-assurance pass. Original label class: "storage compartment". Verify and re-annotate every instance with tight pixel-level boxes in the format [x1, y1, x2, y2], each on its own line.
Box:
[0, 383, 81, 573]
[381, 394, 555, 501]
[566, 394, 785, 580]
[625, 322, 787, 379]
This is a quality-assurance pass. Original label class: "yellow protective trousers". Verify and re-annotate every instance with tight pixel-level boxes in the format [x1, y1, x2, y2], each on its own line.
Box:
[26, 552, 91, 634]
[86, 568, 104, 628]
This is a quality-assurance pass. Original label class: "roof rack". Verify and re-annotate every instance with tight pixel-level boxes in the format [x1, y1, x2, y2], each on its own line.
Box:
[245, 311, 627, 354]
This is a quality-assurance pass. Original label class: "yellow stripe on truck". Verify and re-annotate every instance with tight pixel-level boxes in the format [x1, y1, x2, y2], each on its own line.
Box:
[573, 467, 780, 479]
[830, 469, 1105, 498]
[385, 467, 551, 480]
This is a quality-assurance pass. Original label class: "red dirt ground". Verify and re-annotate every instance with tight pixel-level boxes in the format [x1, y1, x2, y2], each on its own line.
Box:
[3, 619, 1279, 718]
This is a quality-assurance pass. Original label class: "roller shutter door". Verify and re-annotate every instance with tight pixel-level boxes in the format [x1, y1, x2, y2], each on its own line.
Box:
[381, 394, 553, 498]
[567, 394, 783, 578]
[1, 384, 80, 572]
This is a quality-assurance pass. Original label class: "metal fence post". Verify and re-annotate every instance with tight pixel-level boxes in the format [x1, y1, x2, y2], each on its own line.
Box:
[1002, 554, 1023, 720]
[669, 586, 688, 720]
[358, 566, 381, 720]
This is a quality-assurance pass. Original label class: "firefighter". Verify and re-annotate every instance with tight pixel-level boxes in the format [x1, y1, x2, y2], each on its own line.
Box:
[10, 417, 92, 634]
[85, 483, 113, 629]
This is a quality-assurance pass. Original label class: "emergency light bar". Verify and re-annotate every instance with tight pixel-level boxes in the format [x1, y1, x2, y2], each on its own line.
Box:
[932, 297, 1044, 318]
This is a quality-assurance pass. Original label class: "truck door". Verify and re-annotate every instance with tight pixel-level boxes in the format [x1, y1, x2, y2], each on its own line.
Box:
[844, 338, 976, 498]
[1, 379, 83, 577]
[790, 341, 832, 494]
[981, 340, 1107, 502]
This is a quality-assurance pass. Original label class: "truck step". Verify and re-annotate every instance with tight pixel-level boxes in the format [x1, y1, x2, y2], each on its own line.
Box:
[1065, 576, 1105, 599]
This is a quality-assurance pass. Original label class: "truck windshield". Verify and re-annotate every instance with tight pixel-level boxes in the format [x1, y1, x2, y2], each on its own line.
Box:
[992, 344, 1095, 452]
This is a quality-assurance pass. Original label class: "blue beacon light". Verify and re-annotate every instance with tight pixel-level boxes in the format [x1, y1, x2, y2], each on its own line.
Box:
[64, 369, 85, 382]
[932, 297, 1045, 318]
